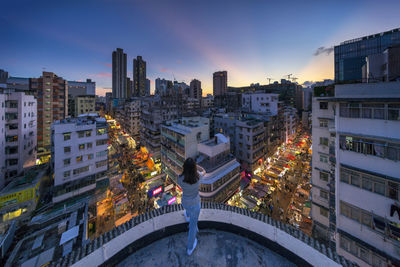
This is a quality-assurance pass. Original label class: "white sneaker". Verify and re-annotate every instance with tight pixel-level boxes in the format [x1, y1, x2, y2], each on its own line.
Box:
[184, 210, 190, 222]
[187, 238, 198, 255]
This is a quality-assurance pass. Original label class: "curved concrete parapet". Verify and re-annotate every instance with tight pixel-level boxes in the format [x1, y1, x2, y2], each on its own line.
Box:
[51, 203, 355, 267]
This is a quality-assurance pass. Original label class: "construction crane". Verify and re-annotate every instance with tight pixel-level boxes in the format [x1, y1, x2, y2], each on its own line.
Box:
[266, 77, 274, 84]
[291, 77, 298, 83]
[285, 74, 293, 80]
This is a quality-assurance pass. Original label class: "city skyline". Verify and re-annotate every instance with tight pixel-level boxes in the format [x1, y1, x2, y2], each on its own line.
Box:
[1, 0, 400, 96]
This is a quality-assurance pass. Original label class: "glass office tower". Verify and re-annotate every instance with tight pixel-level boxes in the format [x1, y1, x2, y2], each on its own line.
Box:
[334, 28, 400, 82]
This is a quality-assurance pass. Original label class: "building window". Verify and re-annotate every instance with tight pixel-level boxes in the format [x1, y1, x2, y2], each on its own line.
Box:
[64, 146, 71, 153]
[319, 154, 328, 163]
[320, 171, 329, 182]
[319, 102, 328, 110]
[86, 130, 92, 137]
[96, 128, 107, 135]
[320, 190, 328, 200]
[63, 132, 71, 141]
[96, 160, 107, 168]
[320, 207, 328, 217]
[64, 158, 70, 166]
[88, 154, 93, 160]
[320, 137, 328, 146]
[63, 171, 70, 177]
[319, 120, 328, 128]
[76, 156, 83, 162]
[79, 144, 85, 150]
[73, 166, 89, 175]
[87, 142, 93, 149]
[96, 139, 108, 146]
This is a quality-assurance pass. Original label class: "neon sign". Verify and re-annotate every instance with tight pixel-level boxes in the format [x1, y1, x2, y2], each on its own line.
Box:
[168, 197, 176, 205]
[153, 186, 162, 195]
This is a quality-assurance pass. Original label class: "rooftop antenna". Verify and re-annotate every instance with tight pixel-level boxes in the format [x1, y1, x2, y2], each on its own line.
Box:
[266, 77, 274, 84]
[285, 74, 292, 80]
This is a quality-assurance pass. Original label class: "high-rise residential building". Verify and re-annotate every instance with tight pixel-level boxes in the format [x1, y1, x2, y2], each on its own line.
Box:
[174, 81, 190, 96]
[68, 79, 96, 117]
[51, 115, 108, 203]
[112, 48, 127, 99]
[213, 71, 227, 96]
[133, 56, 146, 97]
[146, 78, 150, 96]
[214, 114, 266, 175]
[0, 89, 37, 189]
[190, 79, 202, 101]
[160, 117, 209, 182]
[242, 92, 279, 115]
[311, 82, 400, 267]
[155, 78, 169, 96]
[31, 72, 68, 162]
[334, 28, 400, 83]
[121, 98, 141, 138]
[126, 77, 133, 98]
[140, 95, 182, 161]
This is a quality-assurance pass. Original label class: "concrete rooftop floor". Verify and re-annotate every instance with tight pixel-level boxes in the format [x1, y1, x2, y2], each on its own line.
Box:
[117, 229, 296, 267]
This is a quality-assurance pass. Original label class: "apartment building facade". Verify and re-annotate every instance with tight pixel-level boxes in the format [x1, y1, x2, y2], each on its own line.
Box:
[197, 134, 240, 203]
[140, 95, 182, 161]
[312, 82, 400, 266]
[51, 115, 108, 203]
[160, 117, 209, 183]
[31, 72, 68, 162]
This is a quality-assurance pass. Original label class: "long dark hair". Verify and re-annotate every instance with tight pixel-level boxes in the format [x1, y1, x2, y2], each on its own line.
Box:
[182, 157, 199, 185]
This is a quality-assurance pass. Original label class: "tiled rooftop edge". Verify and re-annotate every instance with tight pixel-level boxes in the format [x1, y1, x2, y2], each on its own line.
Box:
[51, 203, 356, 267]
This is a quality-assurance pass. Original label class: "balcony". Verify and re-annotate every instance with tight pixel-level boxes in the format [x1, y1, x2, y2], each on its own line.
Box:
[328, 119, 335, 133]
[52, 203, 353, 267]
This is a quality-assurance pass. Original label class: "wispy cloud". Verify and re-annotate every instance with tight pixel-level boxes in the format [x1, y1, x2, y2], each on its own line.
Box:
[176, 60, 182, 64]
[160, 68, 169, 72]
[102, 63, 112, 68]
[90, 72, 112, 78]
[314, 46, 334, 56]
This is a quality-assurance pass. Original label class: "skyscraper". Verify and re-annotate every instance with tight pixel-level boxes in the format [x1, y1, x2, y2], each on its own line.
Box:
[213, 71, 227, 96]
[334, 28, 400, 82]
[133, 56, 146, 97]
[146, 78, 150, 96]
[112, 48, 127, 99]
[190, 79, 202, 100]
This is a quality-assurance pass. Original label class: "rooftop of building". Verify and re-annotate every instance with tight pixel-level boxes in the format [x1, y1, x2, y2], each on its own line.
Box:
[200, 133, 229, 147]
[53, 114, 106, 126]
[317, 81, 400, 101]
[117, 229, 295, 267]
[338, 27, 400, 46]
[50, 203, 355, 267]
[6, 202, 87, 267]
[0, 165, 47, 196]
[163, 117, 209, 132]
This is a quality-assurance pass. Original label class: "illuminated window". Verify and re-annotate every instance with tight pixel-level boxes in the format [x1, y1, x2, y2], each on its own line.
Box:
[76, 156, 83, 162]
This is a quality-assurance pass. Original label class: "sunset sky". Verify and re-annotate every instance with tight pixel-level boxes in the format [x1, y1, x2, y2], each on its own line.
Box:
[1, 0, 399, 95]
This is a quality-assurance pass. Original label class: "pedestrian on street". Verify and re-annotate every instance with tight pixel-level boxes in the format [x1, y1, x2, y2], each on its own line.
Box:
[178, 158, 201, 256]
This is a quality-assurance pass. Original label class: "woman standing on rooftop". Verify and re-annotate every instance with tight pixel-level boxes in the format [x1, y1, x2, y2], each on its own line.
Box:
[178, 157, 201, 256]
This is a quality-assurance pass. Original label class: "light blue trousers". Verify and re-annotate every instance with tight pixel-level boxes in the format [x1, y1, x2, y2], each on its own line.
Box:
[183, 202, 201, 250]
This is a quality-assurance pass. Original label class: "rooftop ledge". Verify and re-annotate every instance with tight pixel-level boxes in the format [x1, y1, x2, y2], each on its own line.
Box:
[51, 203, 355, 267]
